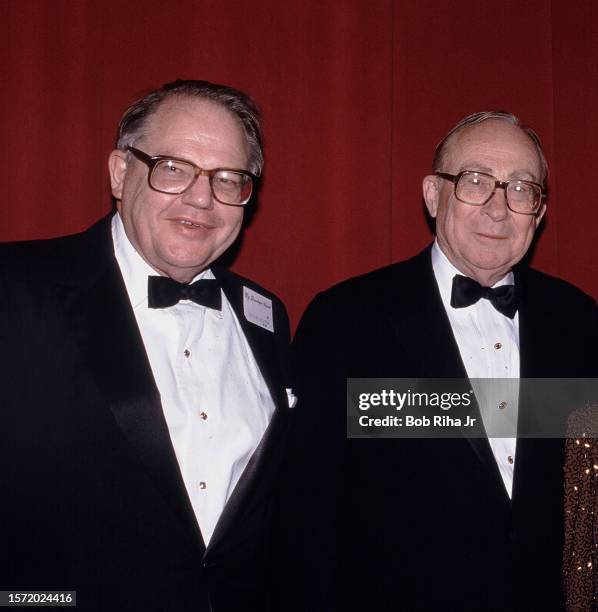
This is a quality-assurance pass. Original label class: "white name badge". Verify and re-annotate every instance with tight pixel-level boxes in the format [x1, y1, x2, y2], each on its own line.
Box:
[243, 286, 274, 332]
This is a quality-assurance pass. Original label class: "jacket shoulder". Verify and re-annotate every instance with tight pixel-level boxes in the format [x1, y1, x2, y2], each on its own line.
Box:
[294, 248, 432, 345]
[0, 231, 81, 258]
[308, 248, 430, 312]
[0, 217, 112, 282]
[519, 266, 597, 310]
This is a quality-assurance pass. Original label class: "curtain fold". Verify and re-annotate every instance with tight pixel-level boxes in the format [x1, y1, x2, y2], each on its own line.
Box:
[1, 0, 595, 326]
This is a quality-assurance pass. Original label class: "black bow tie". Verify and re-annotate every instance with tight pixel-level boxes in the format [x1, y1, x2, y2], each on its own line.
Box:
[450, 274, 518, 319]
[147, 276, 222, 310]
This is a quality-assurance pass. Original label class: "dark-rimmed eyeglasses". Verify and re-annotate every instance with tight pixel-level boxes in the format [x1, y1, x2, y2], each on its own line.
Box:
[435, 171, 545, 215]
[127, 146, 257, 206]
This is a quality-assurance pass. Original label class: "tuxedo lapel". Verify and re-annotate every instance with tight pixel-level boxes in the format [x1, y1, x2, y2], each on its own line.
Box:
[387, 248, 505, 487]
[384, 249, 469, 379]
[215, 268, 289, 412]
[208, 269, 289, 551]
[515, 266, 553, 379]
[512, 267, 565, 505]
[59, 217, 206, 552]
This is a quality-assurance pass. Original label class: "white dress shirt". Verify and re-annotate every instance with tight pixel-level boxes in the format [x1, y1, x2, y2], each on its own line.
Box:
[112, 214, 275, 544]
[431, 241, 519, 498]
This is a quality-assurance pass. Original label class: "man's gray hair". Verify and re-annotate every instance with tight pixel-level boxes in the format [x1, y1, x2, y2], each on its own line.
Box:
[432, 111, 548, 187]
[116, 79, 264, 176]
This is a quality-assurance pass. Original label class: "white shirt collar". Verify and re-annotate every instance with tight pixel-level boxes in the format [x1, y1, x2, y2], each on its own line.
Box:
[111, 213, 213, 309]
[431, 239, 514, 310]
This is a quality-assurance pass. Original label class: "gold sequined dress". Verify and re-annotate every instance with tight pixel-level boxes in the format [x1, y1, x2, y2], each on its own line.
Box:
[564, 405, 598, 611]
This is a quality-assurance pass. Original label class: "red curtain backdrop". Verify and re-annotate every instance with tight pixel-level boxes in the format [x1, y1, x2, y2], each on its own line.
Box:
[1, 0, 596, 328]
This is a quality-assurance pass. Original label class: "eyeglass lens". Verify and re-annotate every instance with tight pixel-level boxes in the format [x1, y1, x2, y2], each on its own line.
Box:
[456, 173, 540, 212]
[151, 159, 252, 204]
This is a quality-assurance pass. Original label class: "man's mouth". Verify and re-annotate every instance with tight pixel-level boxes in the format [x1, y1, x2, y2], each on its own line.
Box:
[174, 218, 214, 230]
[476, 232, 508, 240]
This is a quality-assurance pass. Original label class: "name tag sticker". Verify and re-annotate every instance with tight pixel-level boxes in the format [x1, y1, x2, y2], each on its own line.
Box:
[243, 286, 274, 332]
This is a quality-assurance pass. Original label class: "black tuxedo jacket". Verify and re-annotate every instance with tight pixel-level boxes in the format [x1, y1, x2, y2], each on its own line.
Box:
[283, 247, 597, 611]
[0, 216, 291, 612]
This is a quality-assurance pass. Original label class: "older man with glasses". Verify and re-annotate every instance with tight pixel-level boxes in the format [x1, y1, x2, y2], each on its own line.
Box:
[0, 79, 291, 612]
[285, 111, 598, 611]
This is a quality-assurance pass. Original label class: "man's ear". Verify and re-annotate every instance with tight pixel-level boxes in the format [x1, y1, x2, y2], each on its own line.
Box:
[422, 175, 440, 218]
[534, 202, 547, 228]
[108, 149, 128, 200]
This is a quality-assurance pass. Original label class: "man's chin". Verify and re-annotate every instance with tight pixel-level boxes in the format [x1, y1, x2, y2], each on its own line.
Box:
[149, 255, 213, 283]
[466, 258, 517, 283]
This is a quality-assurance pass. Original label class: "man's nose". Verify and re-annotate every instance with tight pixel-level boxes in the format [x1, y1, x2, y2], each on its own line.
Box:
[181, 175, 214, 209]
[482, 186, 509, 221]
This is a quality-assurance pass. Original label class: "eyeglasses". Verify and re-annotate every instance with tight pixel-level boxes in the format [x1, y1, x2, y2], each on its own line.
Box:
[127, 146, 257, 206]
[435, 171, 545, 215]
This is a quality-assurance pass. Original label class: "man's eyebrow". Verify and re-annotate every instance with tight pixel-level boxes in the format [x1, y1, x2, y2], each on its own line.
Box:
[154, 151, 194, 160]
[457, 164, 539, 182]
[457, 164, 494, 174]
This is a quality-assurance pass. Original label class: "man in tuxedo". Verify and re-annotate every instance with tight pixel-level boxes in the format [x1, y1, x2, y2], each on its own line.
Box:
[0, 80, 291, 611]
[286, 112, 597, 610]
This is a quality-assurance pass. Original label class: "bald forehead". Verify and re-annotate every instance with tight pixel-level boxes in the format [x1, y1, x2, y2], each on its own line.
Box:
[443, 119, 543, 180]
